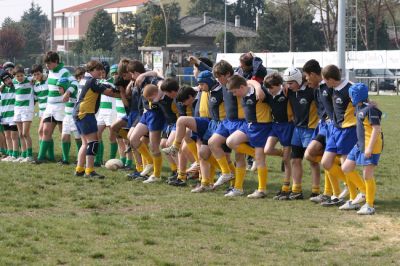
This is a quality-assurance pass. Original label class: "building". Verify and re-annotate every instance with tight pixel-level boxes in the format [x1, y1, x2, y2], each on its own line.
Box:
[54, 0, 148, 51]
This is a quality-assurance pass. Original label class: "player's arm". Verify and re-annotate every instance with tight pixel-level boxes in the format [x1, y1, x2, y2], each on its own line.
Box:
[248, 79, 265, 101]
[135, 71, 162, 87]
[365, 108, 382, 158]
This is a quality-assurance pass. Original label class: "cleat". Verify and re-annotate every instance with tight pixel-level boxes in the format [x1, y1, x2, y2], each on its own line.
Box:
[140, 164, 154, 177]
[247, 190, 267, 199]
[21, 157, 35, 163]
[338, 200, 360, 210]
[31, 159, 44, 165]
[58, 160, 70, 165]
[338, 186, 349, 200]
[143, 175, 160, 184]
[321, 196, 345, 207]
[224, 188, 244, 197]
[357, 203, 375, 215]
[352, 193, 366, 205]
[74, 171, 85, 177]
[12, 157, 24, 163]
[84, 171, 105, 179]
[186, 162, 200, 173]
[167, 171, 178, 182]
[161, 145, 179, 157]
[288, 192, 304, 200]
[168, 178, 187, 187]
[126, 171, 142, 180]
[273, 190, 284, 200]
[224, 186, 234, 195]
[94, 162, 102, 167]
[213, 173, 234, 188]
[310, 194, 331, 203]
[191, 184, 213, 193]
[309, 192, 320, 198]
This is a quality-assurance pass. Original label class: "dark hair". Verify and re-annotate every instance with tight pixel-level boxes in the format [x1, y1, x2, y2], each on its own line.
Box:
[176, 86, 197, 102]
[74, 67, 86, 79]
[264, 73, 283, 88]
[198, 57, 213, 68]
[86, 60, 104, 72]
[31, 64, 43, 74]
[226, 75, 247, 90]
[14, 66, 25, 74]
[322, 64, 341, 81]
[118, 58, 131, 76]
[44, 51, 60, 64]
[127, 60, 145, 74]
[213, 60, 234, 77]
[303, 59, 321, 75]
[240, 53, 253, 67]
[160, 78, 179, 92]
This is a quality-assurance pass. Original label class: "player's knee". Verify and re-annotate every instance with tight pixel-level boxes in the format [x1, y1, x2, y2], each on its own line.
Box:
[86, 141, 99, 156]
[321, 158, 332, 170]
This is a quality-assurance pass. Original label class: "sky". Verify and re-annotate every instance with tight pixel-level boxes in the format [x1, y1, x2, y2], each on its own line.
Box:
[0, 0, 88, 25]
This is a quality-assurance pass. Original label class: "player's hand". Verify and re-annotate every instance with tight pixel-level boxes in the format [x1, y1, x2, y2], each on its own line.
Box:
[364, 148, 372, 158]
[62, 91, 70, 102]
[255, 87, 265, 102]
[188, 56, 199, 65]
[134, 74, 146, 88]
[59, 87, 65, 95]
[282, 84, 289, 96]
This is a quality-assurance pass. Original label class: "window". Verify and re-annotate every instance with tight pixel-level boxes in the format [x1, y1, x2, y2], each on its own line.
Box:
[67, 16, 75, 28]
[55, 17, 63, 28]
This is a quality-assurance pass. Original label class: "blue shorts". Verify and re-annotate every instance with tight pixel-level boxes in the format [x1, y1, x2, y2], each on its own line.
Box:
[312, 120, 332, 139]
[325, 126, 357, 155]
[162, 123, 176, 139]
[139, 110, 166, 132]
[75, 114, 98, 135]
[202, 120, 220, 144]
[214, 119, 247, 138]
[347, 145, 380, 166]
[269, 122, 294, 147]
[194, 117, 210, 140]
[291, 127, 314, 148]
[127, 111, 140, 128]
[241, 122, 272, 148]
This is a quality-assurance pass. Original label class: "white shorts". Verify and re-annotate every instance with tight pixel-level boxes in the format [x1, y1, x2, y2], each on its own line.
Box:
[62, 116, 81, 138]
[43, 104, 65, 122]
[14, 110, 34, 122]
[97, 111, 116, 127]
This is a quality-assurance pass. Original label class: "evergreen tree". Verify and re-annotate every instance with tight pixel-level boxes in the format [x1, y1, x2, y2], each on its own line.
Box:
[215, 31, 236, 52]
[85, 10, 116, 51]
[144, 15, 166, 46]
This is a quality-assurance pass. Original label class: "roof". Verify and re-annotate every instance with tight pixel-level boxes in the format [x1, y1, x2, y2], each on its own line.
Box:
[56, 0, 120, 13]
[105, 0, 148, 8]
[180, 16, 258, 38]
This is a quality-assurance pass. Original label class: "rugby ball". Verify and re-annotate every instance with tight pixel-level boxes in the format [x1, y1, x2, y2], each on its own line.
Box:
[105, 159, 124, 171]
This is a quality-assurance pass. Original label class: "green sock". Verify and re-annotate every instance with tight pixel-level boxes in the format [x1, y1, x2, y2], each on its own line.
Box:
[95, 141, 104, 165]
[110, 142, 118, 159]
[125, 159, 133, 167]
[75, 139, 82, 156]
[7, 149, 11, 156]
[21, 150, 27, 158]
[47, 139, 55, 161]
[121, 157, 127, 165]
[12, 150, 19, 158]
[27, 148, 33, 157]
[62, 142, 71, 162]
[38, 140, 50, 160]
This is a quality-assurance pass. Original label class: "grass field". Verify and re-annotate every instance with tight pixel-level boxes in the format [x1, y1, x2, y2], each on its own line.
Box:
[0, 96, 399, 265]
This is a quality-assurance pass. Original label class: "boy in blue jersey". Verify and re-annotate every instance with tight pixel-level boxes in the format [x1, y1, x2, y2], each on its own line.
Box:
[342, 83, 383, 215]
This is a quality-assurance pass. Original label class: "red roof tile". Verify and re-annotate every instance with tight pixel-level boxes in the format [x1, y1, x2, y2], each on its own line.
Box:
[105, 0, 149, 9]
[56, 0, 117, 13]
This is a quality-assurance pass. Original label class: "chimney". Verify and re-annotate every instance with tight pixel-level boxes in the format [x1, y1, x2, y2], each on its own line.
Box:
[256, 13, 260, 32]
[203, 12, 209, 24]
[235, 15, 240, 27]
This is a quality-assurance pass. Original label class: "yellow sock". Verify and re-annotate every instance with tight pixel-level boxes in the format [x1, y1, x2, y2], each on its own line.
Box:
[210, 165, 216, 184]
[234, 167, 246, 190]
[257, 167, 268, 191]
[186, 141, 199, 163]
[169, 162, 177, 172]
[138, 143, 153, 165]
[345, 174, 358, 200]
[365, 178, 376, 206]
[153, 154, 162, 177]
[229, 162, 236, 186]
[236, 143, 255, 157]
[328, 171, 341, 197]
[133, 154, 143, 172]
[327, 163, 346, 182]
[208, 155, 221, 170]
[312, 185, 320, 194]
[292, 183, 302, 193]
[76, 166, 85, 173]
[178, 171, 187, 181]
[216, 156, 231, 174]
[323, 171, 333, 196]
[346, 171, 366, 194]
[282, 177, 290, 192]
[141, 155, 148, 166]
[85, 167, 95, 175]
[172, 140, 181, 149]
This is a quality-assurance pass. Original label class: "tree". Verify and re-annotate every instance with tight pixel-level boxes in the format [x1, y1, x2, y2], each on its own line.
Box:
[188, 0, 228, 21]
[215, 31, 236, 52]
[85, 10, 116, 51]
[20, 2, 50, 55]
[0, 26, 26, 60]
[115, 13, 141, 56]
[71, 39, 85, 55]
[231, 0, 265, 28]
[144, 15, 166, 46]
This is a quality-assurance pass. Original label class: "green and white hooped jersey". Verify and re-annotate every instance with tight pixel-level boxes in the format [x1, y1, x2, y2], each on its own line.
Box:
[115, 98, 126, 118]
[64, 79, 79, 117]
[47, 63, 74, 107]
[1, 85, 16, 124]
[13, 77, 34, 111]
[98, 79, 116, 114]
[33, 80, 49, 115]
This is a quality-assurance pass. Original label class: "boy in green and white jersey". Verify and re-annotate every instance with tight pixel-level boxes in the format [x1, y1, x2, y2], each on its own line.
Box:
[13, 66, 34, 162]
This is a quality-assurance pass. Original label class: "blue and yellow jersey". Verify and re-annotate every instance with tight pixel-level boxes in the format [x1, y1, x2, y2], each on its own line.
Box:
[287, 84, 318, 129]
[222, 86, 245, 120]
[194, 91, 210, 118]
[356, 103, 383, 154]
[332, 80, 356, 128]
[241, 85, 272, 123]
[177, 97, 197, 117]
[158, 94, 179, 124]
[265, 88, 293, 123]
[315, 82, 334, 120]
[73, 73, 109, 120]
[208, 85, 226, 121]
